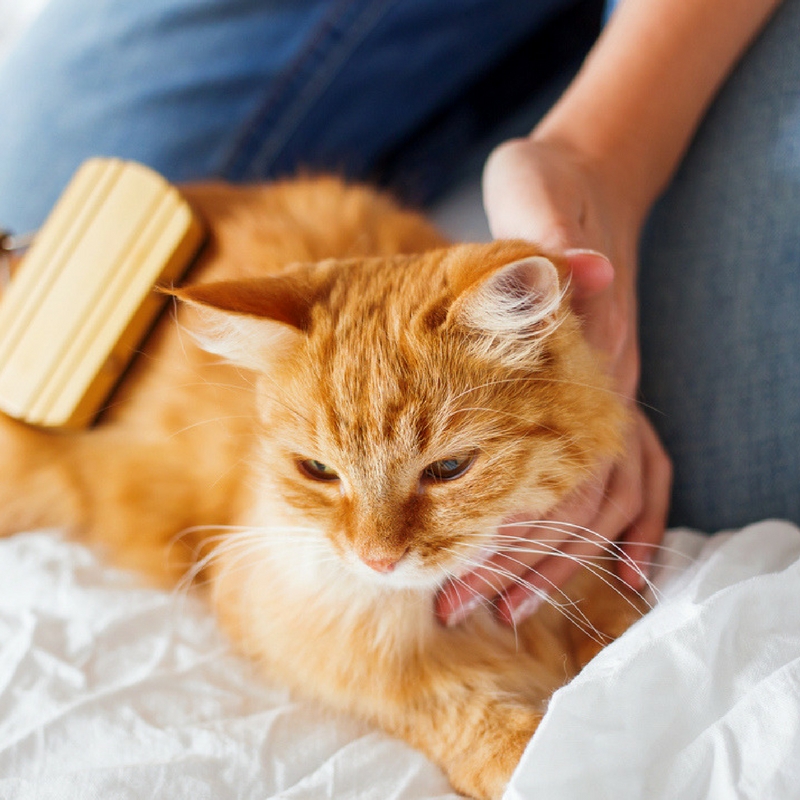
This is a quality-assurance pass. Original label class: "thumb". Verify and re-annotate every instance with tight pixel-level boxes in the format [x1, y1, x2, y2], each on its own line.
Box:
[482, 141, 570, 248]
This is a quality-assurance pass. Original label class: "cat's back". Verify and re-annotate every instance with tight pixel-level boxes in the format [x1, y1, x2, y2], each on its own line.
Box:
[180, 176, 447, 283]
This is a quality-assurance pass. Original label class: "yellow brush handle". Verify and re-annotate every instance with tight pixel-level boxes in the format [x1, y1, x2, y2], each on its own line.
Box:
[0, 158, 205, 428]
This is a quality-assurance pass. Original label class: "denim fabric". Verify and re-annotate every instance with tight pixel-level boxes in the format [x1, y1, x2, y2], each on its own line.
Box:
[0, 0, 797, 531]
[0, 0, 573, 232]
[637, 0, 800, 530]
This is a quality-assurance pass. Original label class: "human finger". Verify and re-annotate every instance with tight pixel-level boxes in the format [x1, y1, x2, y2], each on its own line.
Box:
[616, 412, 672, 590]
[498, 424, 647, 623]
[435, 471, 610, 626]
[434, 521, 564, 627]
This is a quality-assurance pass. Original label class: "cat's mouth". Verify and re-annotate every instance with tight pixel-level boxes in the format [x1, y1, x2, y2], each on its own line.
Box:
[343, 534, 497, 592]
[348, 551, 441, 590]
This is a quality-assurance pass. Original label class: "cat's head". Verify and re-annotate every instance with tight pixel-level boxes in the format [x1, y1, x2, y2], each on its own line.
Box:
[173, 241, 624, 591]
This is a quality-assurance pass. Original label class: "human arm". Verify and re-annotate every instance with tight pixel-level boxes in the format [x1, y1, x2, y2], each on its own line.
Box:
[436, 0, 784, 626]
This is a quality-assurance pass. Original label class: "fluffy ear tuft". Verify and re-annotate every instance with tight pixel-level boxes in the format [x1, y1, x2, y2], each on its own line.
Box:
[446, 253, 565, 366]
[165, 278, 311, 370]
[453, 255, 563, 334]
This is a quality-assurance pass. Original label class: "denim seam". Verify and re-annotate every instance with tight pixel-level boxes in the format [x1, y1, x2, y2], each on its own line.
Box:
[220, 0, 399, 181]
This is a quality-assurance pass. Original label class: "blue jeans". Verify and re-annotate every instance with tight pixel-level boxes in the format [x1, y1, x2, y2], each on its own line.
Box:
[0, 0, 798, 531]
[0, 0, 578, 232]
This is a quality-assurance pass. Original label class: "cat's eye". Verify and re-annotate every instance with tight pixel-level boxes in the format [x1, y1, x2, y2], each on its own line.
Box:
[422, 453, 476, 482]
[298, 459, 340, 482]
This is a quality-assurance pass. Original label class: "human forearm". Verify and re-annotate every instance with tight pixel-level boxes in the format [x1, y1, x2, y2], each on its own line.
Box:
[533, 0, 783, 226]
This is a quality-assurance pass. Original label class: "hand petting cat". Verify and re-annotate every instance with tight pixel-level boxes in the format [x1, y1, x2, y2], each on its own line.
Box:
[435, 135, 672, 627]
[434, 0, 781, 628]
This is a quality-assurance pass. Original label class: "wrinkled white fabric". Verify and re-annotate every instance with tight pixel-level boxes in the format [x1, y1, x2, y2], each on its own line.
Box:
[506, 520, 800, 800]
[0, 522, 798, 799]
[0, 531, 459, 800]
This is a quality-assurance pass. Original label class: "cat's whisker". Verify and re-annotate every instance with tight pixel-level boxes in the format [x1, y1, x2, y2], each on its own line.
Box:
[454, 536, 557, 564]
[162, 522, 266, 615]
[501, 568, 605, 644]
[453, 534, 640, 634]
[445, 374, 629, 411]
[495, 519, 683, 601]
[166, 414, 256, 438]
[256, 372, 316, 428]
[498, 522, 692, 568]
[174, 378, 258, 394]
[482, 525, 654, 606]
[170, 523, 331, 599]
[488, 529, 658, 614]
[450, 540, 597, 636]
[185, 543, 339, 612]
[175, 534, 265, 596]
[208, 544, 338, 592]
[471, 538, 678, 573]
[451, 543, 584, 613]
[169, 522, 311, 563]
[436, 562, 496, 624]
[445, 545, 604, 643]
[207, 456, 252, 490]
[479, 559, 604, 644]
[442, 552, 524, 649]
[169, 302, 193, 359]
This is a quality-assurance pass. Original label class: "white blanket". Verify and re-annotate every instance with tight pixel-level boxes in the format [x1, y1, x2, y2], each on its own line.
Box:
[1, 521, 798, 799]
[509, 521, 800, 800]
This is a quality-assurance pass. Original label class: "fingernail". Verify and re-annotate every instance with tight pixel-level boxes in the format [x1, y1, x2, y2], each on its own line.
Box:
[626, 549, 651, 592]
[445, 595, 483, 627]
[563, 247, 608, 258]
[510, 592, 546, 626]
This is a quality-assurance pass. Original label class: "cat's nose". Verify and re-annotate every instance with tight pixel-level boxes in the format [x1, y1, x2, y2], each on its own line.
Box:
[362, 556, 399, 574]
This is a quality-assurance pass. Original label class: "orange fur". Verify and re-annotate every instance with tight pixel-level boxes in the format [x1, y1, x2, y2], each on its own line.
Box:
[0, 176, 641, 800]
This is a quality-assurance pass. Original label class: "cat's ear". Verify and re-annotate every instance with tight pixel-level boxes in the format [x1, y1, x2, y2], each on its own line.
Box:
[165, 277, 313, 369]
[449, 253, 563, 338]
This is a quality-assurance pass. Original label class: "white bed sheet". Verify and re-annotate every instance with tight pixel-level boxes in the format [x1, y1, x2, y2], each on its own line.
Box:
[0, 521, 798, 799]
[509, 520, 800, 800]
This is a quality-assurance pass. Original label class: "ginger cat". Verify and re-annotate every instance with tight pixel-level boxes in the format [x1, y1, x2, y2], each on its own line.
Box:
[0, 177, 642, 800]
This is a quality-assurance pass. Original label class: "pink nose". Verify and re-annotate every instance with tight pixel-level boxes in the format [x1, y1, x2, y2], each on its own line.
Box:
[362, 557, 398, 574]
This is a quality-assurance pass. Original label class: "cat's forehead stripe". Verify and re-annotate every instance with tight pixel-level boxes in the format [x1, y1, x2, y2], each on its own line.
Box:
[309, 262, 450, 456]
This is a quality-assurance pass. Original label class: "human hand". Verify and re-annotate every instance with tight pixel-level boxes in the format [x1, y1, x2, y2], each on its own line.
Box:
[435, 135, 672, 627]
